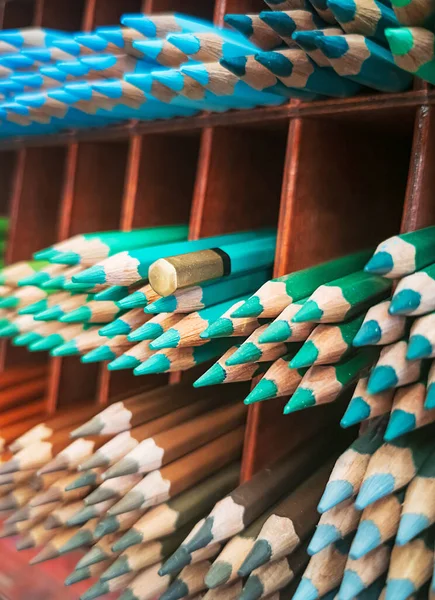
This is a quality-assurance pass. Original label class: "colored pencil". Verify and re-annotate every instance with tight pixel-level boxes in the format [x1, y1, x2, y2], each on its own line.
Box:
[407, 312, 435, 359]
[284, 348, 377, 414]
[93, 508, 144, 539]
[0, 285, 50, 310]
[65, 469, 104, 491]
[231, 249, 373, 319]
[117, 561, 176, 600]
[390, 262, 435, 315]
[318, 423, 385, 513]
[65, 560, 115, 587]
[59, 299, 123, 324]
[258, 299, 314, 344]
[258, 9, 327, 43]
[50, 327, 104, 356]
[243, 353, 306, 404]
[73, 231, 275, 287]
[36, 434, 113, 475]
[385, 377, 435, 441]
[104, 403, 245, 479]
[290, 314, 365, 368]
[224, 324, 288, 366]
[356, 426, 434, 509]
[127, 312, 183, 343]
[339, 541, 392, 600]
[81, 335, 136, 363]
[107, 339, 154, 370]
[194, 346, 270, 388]
[308, 497, 360, 556]
[0, 260, 49, 286]
[160, 560, 215, 600]
[240, 459, 336, 576]
[385, 527, 434, 600]
[84, 474, 142, 505]
[17, 263, 65, 288]
[425, 360, 435, 409]
[224, 13, 284, 50]
[29, 524, 84, 563]
[396, 446, 435, 545]
[97, 307, 150, 337]
[367, 340, 422, 395]
[327, 0, 399, 44]
[16, 521, 56, 550]
[78, 571, 135, 599]
[118, 283, 161, 310]
[353, 300, 407, 347]
[350, 489, 405, 559]
[340, 376, 394, 428]
[199, 298, 261, 340]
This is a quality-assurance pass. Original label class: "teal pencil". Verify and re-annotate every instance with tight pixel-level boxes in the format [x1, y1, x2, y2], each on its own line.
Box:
[389, 262, 435, 316]
[18, 291, 70, 316]
[13, 321, 66, 349]
[353, 300, 407, 348]
[144, 269, 272, 314]
[18, 263, 66, 288]
[73, 230, 275, 287]
[224, 13, 284, 50]
[257, 299, 315, 344]
[385, 375, 435, 441]
[350, 489, 405, 559]
[60, 300, 124, 324]
[98, 308, 151, 338]
[355, 426, 435, 509]
[199, 296, 260, 340]
[225, 324, 289, 366]
[313, 34, 413, 92]
[28, 323, 85, 352]
[258, 9, 327, 44]
[318, 424, 385, 513]
[292, 28, 352, 67]
[339, 541, 392, 600]
[424, 360, 435, 409]
[327, 0, 399, 44]
[308, 498, 360, 555]
[128, 313, 184, 343]
[367, 340, 422, 395]
[133, 338, 237, 375]
[81, 335, 135, 364]
[194, 346, 271, 388]
[407, 312, 435, 359]
[149, 297, 247, 350]
[340, 376, 394, 428]
[33, 293, 88, 321]
[118, 283, 161, 310]
[231, 249, 373, 319]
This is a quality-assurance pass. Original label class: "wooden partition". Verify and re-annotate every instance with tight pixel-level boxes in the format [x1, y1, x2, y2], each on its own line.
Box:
[0, 0, 434, 486]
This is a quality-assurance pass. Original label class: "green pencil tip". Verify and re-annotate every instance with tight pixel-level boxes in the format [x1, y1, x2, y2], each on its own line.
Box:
[193, 363, 226, 387]
[65, 471, 97, 490]
[238, 575, 262, 600]
[118, 291, 146, 309]
[33, 306, 63, 321]
[128, 322, 162, 342]
[149, 328, 180, 350]
[107, 354, 140, 371]
[94, 516, 118, 538]
[0, 297, 18, 309]
[112, 529, 143, 553]
[364, 252, 394, 275]
[367, 365, 398, 394]
[290, 341, 319, 368]
[231, 296, 263, 318]
[385, 27, 414, 56]
[133, 353, 170, 375]
[41, 278, 63, 290]
[60, 306, 91, 323]
[98, 320, 130, 337]
[100, 557, 129, 581]
[33, 248, 55, 261]
[64, 567, 91, 586]
[291, 300, 323, 323]
[205, 562, 232, 588]
[340, 396, 371, 428]
[0, 324, 18, 337]
[80, 580, 109, 600]
[389, 290, 421, 315]
[18, 300, 48, 315]
[18, 273, 48, 287]
[66, 506, 95, 526]
[384, 409, 416, 441]
[12, 332, 40, 346]
[201, 318, 234, 339]
[244, 378, 277, 404]
[49, 251, 79, 265]
[258, 320, 291, 343]
[73, 265, 106, 285]
[283, 387, 315, 414]
[81, 346, 114, 363]
[51, 340, 79, 356]
[30, 333, 63, 351]
[352, 320, 382, 346]
[406, 335, 432, 360]
[108, 490, 144, 516]
[144, 296, 176, 314]
[225, 342, 261, 366]
[59, 531, 92, 554]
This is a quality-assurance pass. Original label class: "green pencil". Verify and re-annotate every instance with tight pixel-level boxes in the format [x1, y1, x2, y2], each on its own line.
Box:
[199, 297, 260, 340]
[367, 340, 422, 395]
[231, 249, 373, 319]
[340, 376, 394, 428]
[127, 313, 184, 343]
[355, 426, 434, 509]
[244, 353, 307, 404]
[289, 314, 365, 368]
[385, 376, 435, 441]
[81, 335, 135, 364]
[318, 424, 385, 513]
[284, 349, 377, 414]
[224, 324, 288, 366]
[407, 312, 435, 359]
[114, 283, 160, 310]
[107, 339, 154, 371]
[387, 25, 435, 83]
[60, 300, 124, 324]
[194, 346, 270, 388]
[257, 299, 315, 344]
[353, 300, 407, 347]
[389, 262, 435, 316]
[133, 338, 237, 375]
[98, 307, 151, 337]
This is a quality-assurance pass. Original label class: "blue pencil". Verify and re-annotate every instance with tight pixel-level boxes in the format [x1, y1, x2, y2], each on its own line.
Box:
[57, 54, 158, 79]
[0, 28, 70, 50]
[165, 29, 261, 61]
[292, 28, 347, 66]
[326, 0, 399, 44]
[224, 13, 285, 50]
[258, 9, 327, 45]
[120, 13, 217, 38]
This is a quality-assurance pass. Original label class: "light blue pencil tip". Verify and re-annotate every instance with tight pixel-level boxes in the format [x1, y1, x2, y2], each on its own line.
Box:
[318, 480, 354, 513]
[292, 578, 319, 600]
[364, 252, 394, 275]
[349, 521, 381, 559]
[338, 571, 364, 600]
[193, 363, 226, 387]
[49, 251, 79, 265]
[167, 33, 199, 55]
[90, 79, 122, 98]
[308, 524, 340, 555]
[121, 14, 156, 38]
[73, 266, 106, 285]
[355, 474, 395, 510]
[367, 366, 398, 394]
[384, 579, 416, 600]
[134, 353, 171, 375]
[406, 335, 432, 360]
[107, 355, 140, 371]
[389, 290, 421, 315]
[384, 410, 416, 441]
[396, 513, 430, 546]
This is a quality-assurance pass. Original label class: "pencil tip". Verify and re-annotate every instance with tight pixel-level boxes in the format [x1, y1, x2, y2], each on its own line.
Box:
[64, 567, 90, 586]
[193, 363, 226, 387]
[220, 56, 248, 77]
[238, 539, 271, 577]
[159, 547, 192, 576]
[108, 354, 140, 371]
[384, 579, 416, 600]
[134, 353, 170, 375]
[160, 579, 187, 600]
[352, 320, 381, 346]
[29, 544, 58, 564]
[230, 296, 262, 318]
[291, 300, 323, 323]
[78, 454, 105, 472]
[385, 27, 414, 55]
[340, 396, 371, 428]
[0, 297, 18, 309]
[367, 366, 398, 394]
[75, 547, 105, 570]
[238, 575, 262, 600]
[396, 513, 430, 546]
[118, 291, 146, 310]
[290, 341, 318, 368]
[318, 480, 353, 513]
[104, 457, 138, 480]
[100, 556, 129, 581]
[225, 342, 260, 366]
[384, 410, 415, 441]
[364, 252, 394, 275]
[283, 387, 315, 414]
[349, 521, 381, 559]
[356, 474, 395, 510]
[51, 340, 79, 357]
[258, 320, 290, 343]
[73, 265, 106, 285]
[389, 289, 421, 315]
[99, 320, 129, 337]
[60, 306, 91, 323]
[85, 486, 114, 505]
[166, 32, 198, 55]
[108, 490, 144, 516]
[80, 580, 109, 600]
[339, 571, 364, 600]
[308, 524, 340, 555]
[244, 378, 277, 404]
[406, 335, 431, 360]
[292, 578, 318, 600]
[225, 14, 253, 37]
[149, 328, 180, 350]
[50, 251, 79, 265]
[425, 383, 435, 409]
[112, 528, 143, 552]
[71, 419, 103, 438]
[205, 561, 231, 588]
[200, 318, 233, 339]
[81, 346, 114, 363]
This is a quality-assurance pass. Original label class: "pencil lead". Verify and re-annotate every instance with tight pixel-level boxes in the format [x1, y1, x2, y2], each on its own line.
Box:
[73, 266, 106, 285]
[384, 410, 415, 441]
[205, 562, 232, 588]
[107, 355, 140, 371]
[231, 296, 262, 318]
[290, 342, 318, 368]
[258, 321, 290, 343]
[193, 364, 226, 387]
[356, 474, 395, 510]
[225, 343, 261, 366]
[406, 335, 431, 360]
[364, 252, 394, 275]
[318, 481, 353, 514]
[244, 379, 277, 404]
[149, 329, 179, 350]
[349, 521, 380, 559]
[352, 321, 382, 346]
[103, 457, 138, 480]
[108, 491, 143, 515]
[389, 290, 421, 315]
[367, 366, 397, 394]
[283, 388, 314, 414]
[51, 340, 79, 356]
[93, 516, 118, 538]
[99, 320, 129, 337]
[112, 529, 142, 552]
[159, 547, 192, 576]
[81, 346, 114, 363]
[133, 354, 170, 375]
[340, 397, 370, 428]
[60, 306, 91, 323]
[80, 580, 109, 600]
[291, 300, 323, 323]
[100, 556, 129, 581]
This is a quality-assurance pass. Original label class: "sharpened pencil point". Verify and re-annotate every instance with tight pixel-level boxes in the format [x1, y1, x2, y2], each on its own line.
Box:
[133, 353, 170, 375]
[160, 547, 192, 576]
[100, 556, 129, 581]
[81, 346, 115, 363]
[352, 321, 381, 346]
[367, 366, 398, 394]
[340, 396, 370, 428]
[231, 296, 262, 318]
[85, 487, 115, 505]
[292, 578, 318, 600]
[59, 530, 93, 554]
[13, 332, 40, 346]
[290, 341, 318, 368]
[292, 300, 323, 323]
[385, 27, 414, 56]
[19, 300, 47, 316]
[356, 474, 395, 509]
[193, 363, 226, 387]
[73, 265, 106, 285]
[66, 471, 99, 489]
[51, 340, 79, 357]
[80, 580, 109, 600]
[99, 320, 129, 337]
[364, 252, 394, 275]
[144, 296, 176, 314]
[128, 322, 162, 342]
[201, 318, 234, 339]
[396, 514, 430, 546]
[29, 545, 58, 564]
[425, 383, 435, 409]
[205, 561, 232, 588]
[349, 521, 381, 559]
[104, 457, 138, 480]
[76, 547, 106, 570]
[119, 291, 148, 310]
[318, 480, 353, 513]
[108, 490, 144, 515]
[34, 306, 63, 321]
[258, 320, 291, 343]
[389, 290, 421, 315]
[149, 328, 180, 350]
[308, 524, 340, 555]
[244, 378, 277, 404]
[406, 335, 432, 359]
[225, 342, 261, 366]
[339, 571, 365, 600]
[160, 579, 188, 600]
[239, 574, 265, 600]
[60, 306, 91, 323]
[283, 388, 315, 414]
[65, 567, 92, 586]
[67, 506, 95, 526]
[384, 579, 416, 600]
[0, 297, 18, 309]
[224, 14, 253, 37]
[71, 419, 103, 437]
[384, 410, 416, 441]
[112, 529, 143, 552]
[238, 539, 271, 577]
[108, 355, 140, 371]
